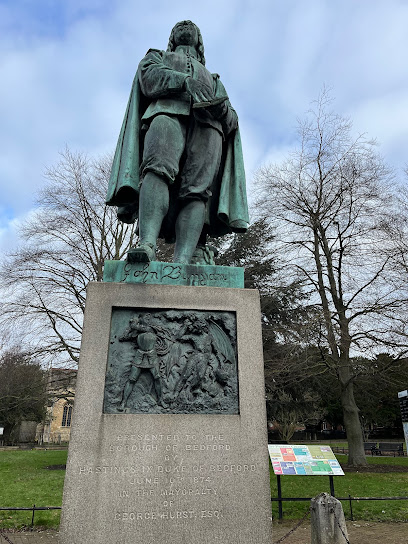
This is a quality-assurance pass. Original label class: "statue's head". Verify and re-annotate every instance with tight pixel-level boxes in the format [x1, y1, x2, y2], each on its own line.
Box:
[167, 20, 205, 65]
[143, 312, 152, 324]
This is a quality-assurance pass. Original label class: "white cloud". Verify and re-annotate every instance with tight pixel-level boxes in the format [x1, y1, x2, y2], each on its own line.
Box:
[0, 206, 39, 254]
[1, 0, 408, 242]
[350, 91, 408, 170]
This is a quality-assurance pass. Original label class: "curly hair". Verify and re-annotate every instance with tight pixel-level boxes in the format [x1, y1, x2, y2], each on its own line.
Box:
[167, 21, 205, 66]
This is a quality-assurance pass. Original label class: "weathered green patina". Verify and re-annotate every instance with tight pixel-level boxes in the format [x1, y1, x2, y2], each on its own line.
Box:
[103, 260, 244, 288]
[104, 308, 238, 414]
[106, 20, 249, 265]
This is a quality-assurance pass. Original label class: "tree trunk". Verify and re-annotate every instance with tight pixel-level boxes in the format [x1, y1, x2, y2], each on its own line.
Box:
[340, 379, 367, 466]
[279, 422, 297, 443]
[2, 422, 15, 445]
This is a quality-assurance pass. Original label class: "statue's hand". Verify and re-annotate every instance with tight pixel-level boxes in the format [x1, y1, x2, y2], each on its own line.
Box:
[206, 100, 228, 120]
[185, 77, 214, 103]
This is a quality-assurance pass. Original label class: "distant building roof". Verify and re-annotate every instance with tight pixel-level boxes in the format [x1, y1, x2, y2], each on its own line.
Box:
[47, 367, 77, 393]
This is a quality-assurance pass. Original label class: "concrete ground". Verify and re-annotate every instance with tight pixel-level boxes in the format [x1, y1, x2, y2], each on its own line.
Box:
[1, 522, 408, 543]
[0, 533, 57, 543]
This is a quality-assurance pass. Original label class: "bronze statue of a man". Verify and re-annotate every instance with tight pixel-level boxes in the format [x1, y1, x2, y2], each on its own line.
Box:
[106, 21, 249, 264]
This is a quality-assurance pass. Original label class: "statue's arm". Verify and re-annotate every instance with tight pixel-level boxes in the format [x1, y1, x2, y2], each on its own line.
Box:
[138, 49, 189, 98]
[210, 78, 239, 135]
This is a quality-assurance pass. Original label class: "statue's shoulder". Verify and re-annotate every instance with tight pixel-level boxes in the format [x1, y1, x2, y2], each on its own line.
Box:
[145, 48, 164, 56]
[139, 48, 165, 69]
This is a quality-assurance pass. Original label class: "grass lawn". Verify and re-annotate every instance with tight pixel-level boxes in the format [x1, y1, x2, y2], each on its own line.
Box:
[0, 449, 67, 528]
[270, 454, 408, 522]
[1, 448, 407, 528]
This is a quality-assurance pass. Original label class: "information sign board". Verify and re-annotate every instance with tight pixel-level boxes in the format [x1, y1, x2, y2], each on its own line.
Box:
[268, 444, 344, 476]
[398, 390, 408, 455]
[398, 390, 408, 422]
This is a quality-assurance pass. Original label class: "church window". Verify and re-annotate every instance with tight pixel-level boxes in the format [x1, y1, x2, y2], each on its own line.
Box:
[62, 405, 73, 427]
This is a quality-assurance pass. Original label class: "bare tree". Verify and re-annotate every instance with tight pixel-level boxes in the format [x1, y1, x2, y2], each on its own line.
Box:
[0, 148, 137, 367]
[255, 90, 406, 466]
[273, 392, 324, 443]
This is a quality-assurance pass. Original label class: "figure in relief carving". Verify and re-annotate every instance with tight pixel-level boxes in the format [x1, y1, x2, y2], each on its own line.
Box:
[118, 314, 167, 410]
[106, 21, 249, 265]
[174, 316, 212, 401]
[104, 309, 238, 414]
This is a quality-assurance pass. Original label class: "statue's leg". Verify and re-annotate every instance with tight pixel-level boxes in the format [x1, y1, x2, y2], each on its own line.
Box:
[128, 172, 169, 262]
[136, 172, 169, 257]
[119, 367, 141, 411]
[154, 376, 168, 408]
[174, 200, 206, 264]
[175, 123, 222, 264]
[129, 115, 186, 263]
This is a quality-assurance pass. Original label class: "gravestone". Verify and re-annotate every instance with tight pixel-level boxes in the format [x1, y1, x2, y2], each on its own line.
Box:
[59, 280, 272, 544]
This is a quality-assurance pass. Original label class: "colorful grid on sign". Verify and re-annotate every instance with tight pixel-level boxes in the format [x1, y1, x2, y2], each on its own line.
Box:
[268, 445, 345, 476]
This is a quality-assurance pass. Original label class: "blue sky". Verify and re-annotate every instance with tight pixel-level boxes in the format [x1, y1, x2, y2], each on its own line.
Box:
[1, 0, 408, 252]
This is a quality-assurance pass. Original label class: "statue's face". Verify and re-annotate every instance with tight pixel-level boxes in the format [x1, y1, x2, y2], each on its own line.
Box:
[172, 20, 199, 47]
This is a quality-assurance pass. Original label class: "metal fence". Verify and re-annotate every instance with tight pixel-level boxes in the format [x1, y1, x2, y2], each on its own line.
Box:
[2, 496, 407, 526]
[0, 506, 61, 527]
[271, 494, 408, 521]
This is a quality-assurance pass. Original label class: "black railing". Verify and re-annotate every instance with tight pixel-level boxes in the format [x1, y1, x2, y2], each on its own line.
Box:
[271, 495, 408, 521]
[2, 497, 408, 527]
[0, 506, 61, 527]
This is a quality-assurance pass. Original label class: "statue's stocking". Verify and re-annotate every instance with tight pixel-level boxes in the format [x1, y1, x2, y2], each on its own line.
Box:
[174, 200, 205, 264]
[138, 172, 169, 246]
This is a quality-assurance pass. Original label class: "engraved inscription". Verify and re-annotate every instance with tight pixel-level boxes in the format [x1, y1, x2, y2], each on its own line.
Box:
[76, 432, 260, 525]
[116, 261, 232, 287]
[113, 510, 222, 521]
[79, 464, 256, 477]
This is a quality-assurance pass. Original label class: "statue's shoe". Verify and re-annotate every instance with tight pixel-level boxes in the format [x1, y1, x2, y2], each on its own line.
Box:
[127, 243, 156, 263]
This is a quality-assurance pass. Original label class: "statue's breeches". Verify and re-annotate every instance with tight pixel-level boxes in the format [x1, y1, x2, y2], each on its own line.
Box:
[140, 114, 222, 202]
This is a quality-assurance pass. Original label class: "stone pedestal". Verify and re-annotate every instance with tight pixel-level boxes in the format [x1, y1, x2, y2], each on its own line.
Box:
[59, 282, 272, 544]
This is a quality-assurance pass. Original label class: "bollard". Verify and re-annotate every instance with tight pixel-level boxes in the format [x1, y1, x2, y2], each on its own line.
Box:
[310, 492, 349, 544]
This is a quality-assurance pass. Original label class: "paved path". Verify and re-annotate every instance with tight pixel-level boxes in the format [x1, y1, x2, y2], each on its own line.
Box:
[0, 532, 58, 543]
[2, 522, 408, 543]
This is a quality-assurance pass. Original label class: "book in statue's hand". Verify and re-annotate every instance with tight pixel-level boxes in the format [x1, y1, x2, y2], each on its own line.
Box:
[192, 96, 228, 109]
